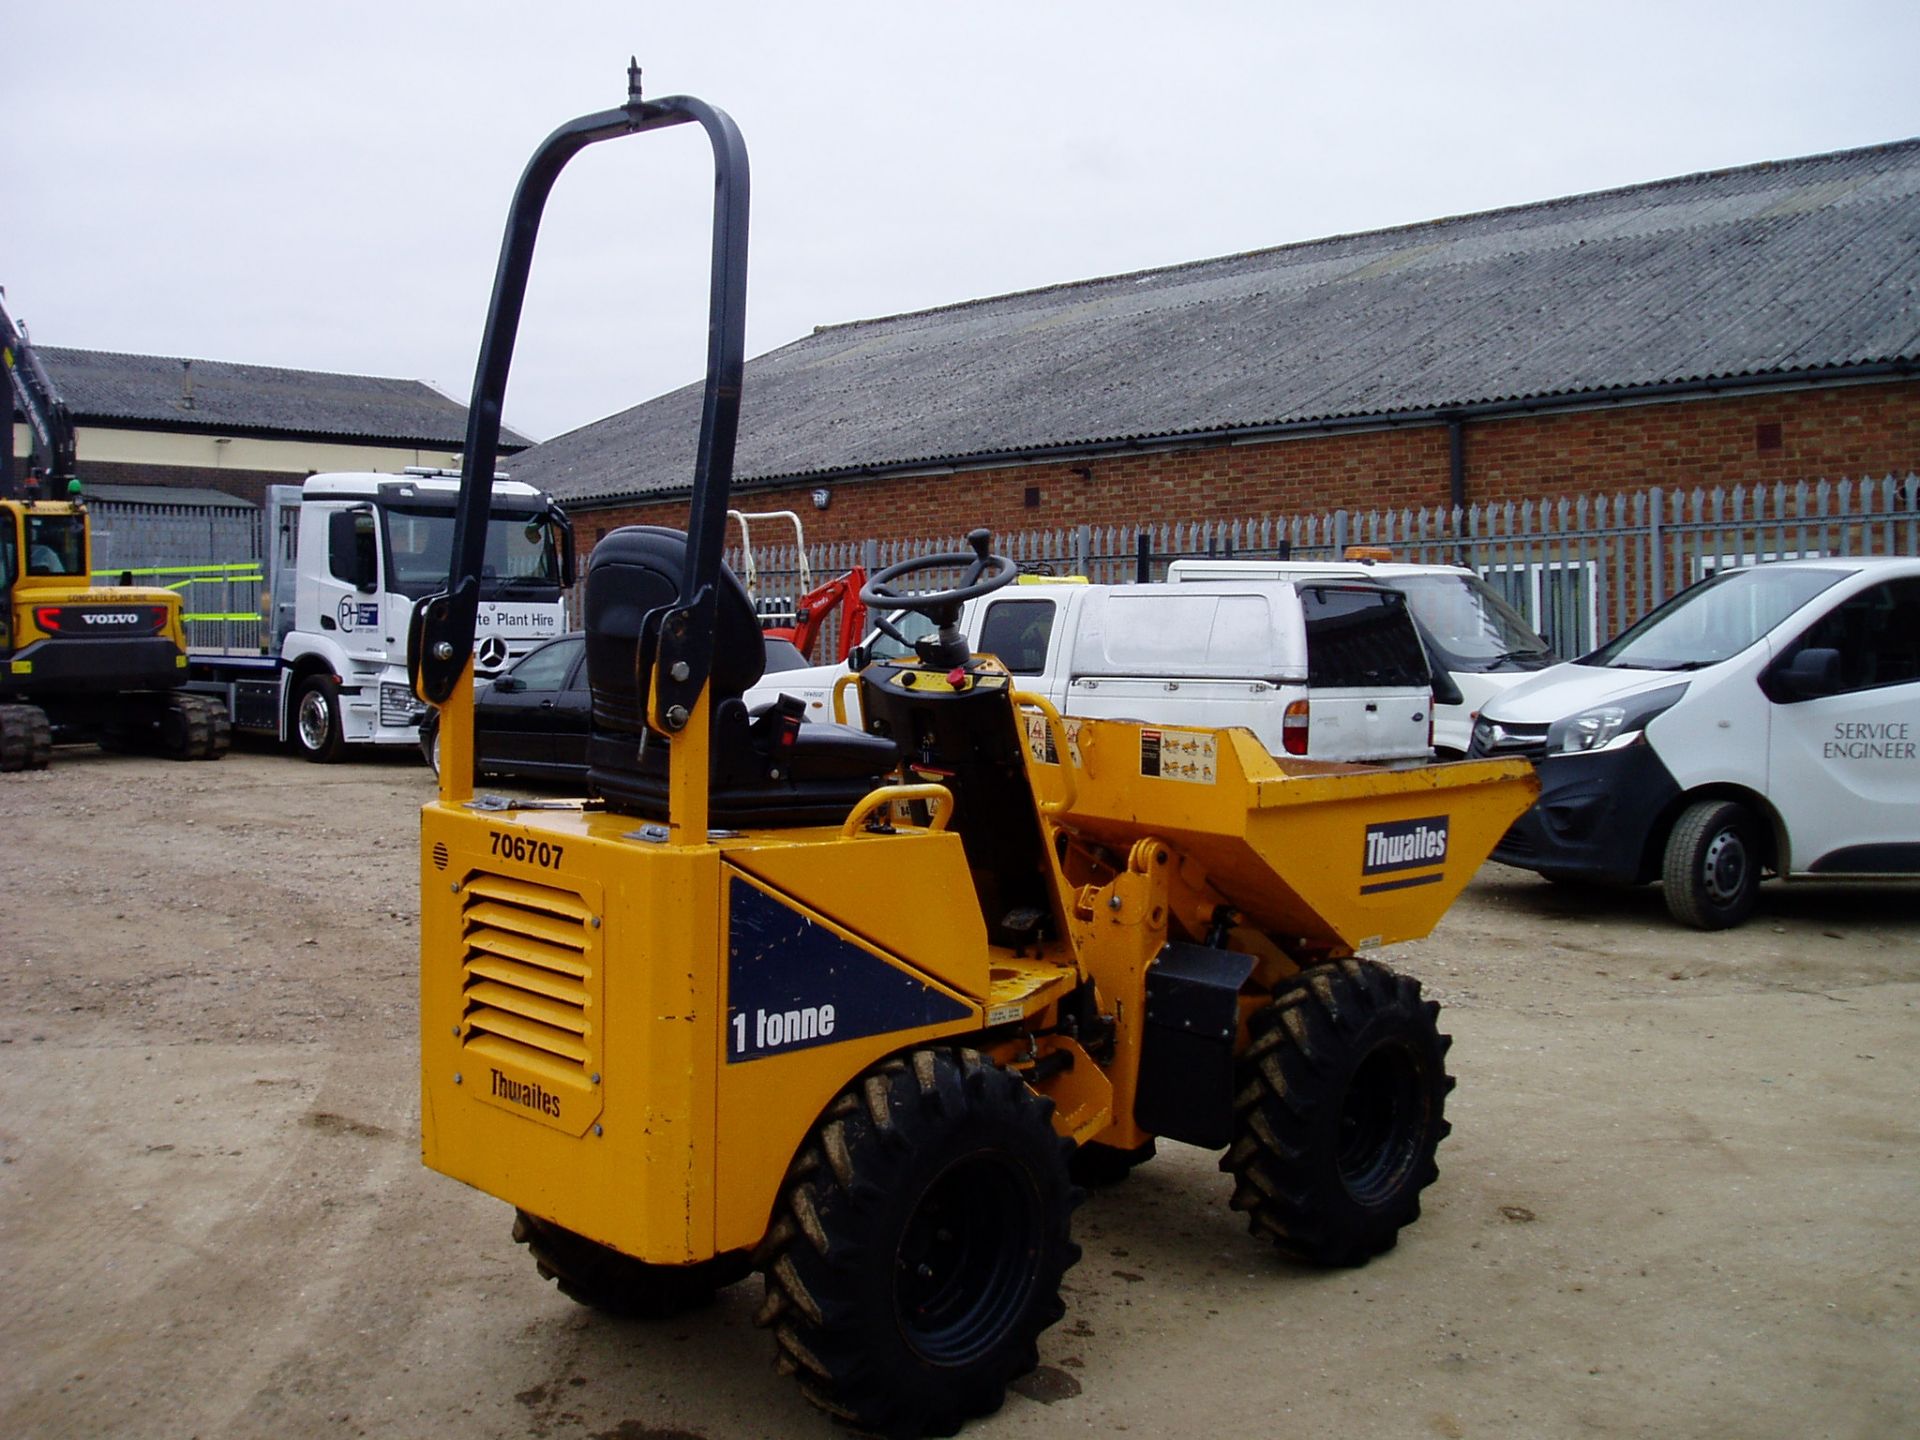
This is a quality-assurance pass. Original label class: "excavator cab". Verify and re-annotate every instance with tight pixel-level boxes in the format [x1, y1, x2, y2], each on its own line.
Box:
[1, 297, 229, 768]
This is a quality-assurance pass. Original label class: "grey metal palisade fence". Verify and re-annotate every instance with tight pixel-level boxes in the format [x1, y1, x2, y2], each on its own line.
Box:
[725, 475, 1920, 662]
[88, 495, 267, 653]
[88, 474, 1918, 662]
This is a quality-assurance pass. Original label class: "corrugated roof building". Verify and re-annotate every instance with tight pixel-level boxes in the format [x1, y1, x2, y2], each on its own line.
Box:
[513, 138, 1918, 544]
[9, 346, 528, 507]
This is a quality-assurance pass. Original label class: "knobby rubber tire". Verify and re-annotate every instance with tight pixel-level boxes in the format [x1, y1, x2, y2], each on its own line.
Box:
[1222, 958, 1454, 1267]
[511, 1210, 751, 1319]
[293, 676, 345, 763]
[1663, 799, 1760, 930]
[0, 704, 52, 771]
[754, 1047, 1081, 1438]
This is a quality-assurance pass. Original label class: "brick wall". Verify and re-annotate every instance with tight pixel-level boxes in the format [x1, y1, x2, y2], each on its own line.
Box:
[573, 377, 1920, 552]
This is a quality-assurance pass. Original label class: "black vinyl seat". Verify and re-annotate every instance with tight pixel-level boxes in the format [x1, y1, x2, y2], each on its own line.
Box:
[584, 526, 898, 826]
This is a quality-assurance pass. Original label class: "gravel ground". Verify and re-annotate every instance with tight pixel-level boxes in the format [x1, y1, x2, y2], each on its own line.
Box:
[2, 745, 1915, 1440]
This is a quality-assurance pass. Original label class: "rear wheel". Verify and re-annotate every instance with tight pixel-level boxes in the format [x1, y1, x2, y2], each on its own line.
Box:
[292, 676, 344, 762]
[756, 1048, 1079, 1437]
[1222, 958, 1453, 1267]
[1663, 799, 1760, 930]
[512, 1210, 749, 1319]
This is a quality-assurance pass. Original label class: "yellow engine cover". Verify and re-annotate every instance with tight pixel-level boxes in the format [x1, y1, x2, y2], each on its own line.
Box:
[419, 801, 991, 1264]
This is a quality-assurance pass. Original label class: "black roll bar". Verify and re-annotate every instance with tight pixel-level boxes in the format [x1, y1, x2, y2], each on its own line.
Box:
[412, 62, 748, 726]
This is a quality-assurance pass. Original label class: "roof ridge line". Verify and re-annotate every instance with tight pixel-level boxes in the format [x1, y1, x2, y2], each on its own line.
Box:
[39, 343, 438, 390]
[807, 134, 1920, 338]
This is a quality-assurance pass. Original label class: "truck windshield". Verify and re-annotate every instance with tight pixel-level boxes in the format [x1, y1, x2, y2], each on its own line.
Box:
[1390, 574, 1551, 671]
[25, 512, 87, 577]
[382, 505, 563, 599]
[1584, 566, 1846, 671]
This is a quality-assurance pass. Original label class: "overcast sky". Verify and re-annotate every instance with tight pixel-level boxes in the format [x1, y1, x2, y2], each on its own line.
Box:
[8, 2, 1918, 446]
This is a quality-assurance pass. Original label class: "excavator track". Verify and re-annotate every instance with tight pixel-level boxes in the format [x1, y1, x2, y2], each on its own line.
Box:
[159, 693, 232, 761]
[0, 703, 53, 771]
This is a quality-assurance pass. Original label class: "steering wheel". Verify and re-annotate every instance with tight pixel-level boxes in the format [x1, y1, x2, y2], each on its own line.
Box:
[860, 528, 1017, 620]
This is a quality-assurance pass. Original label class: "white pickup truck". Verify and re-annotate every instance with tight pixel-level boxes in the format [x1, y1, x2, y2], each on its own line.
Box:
[1168, 556, 1554, 757]
[1470, 556, 1920, 928]
[746, 575, 1440, 764]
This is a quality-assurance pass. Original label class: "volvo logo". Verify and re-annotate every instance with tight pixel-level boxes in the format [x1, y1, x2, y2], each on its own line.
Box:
[476, 636, 510, 670]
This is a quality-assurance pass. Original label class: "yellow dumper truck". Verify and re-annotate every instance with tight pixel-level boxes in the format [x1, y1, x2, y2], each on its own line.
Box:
[411, 72, 1538, 1438]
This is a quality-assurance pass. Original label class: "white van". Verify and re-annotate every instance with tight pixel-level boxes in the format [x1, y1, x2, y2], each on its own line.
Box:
[1168, 556, 1554, 756]
[1469, 557, 1920, 928]
[745, 576, 1439, 764]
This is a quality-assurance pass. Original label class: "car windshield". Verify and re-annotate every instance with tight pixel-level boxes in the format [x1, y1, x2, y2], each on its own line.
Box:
[1389, 573, 1551, 671]
[383, 504, 563, 599]
[1583, 566, 1847, 671]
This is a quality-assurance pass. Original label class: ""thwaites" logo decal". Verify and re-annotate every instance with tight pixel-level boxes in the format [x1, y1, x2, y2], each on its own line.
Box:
[1361, 815, 1450, 894]
[489, 1067, 561, 1118]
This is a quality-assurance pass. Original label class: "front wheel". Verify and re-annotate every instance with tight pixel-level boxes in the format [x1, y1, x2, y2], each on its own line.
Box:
[1222, 959, 1453, 1267]
[1663, 799, 1761, 929]
[292, 676, 345, 763]
[755, 1048, 1080, 1437]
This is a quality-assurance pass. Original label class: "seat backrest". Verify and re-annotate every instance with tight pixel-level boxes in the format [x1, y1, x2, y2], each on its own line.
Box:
[584, 525, 767, 734]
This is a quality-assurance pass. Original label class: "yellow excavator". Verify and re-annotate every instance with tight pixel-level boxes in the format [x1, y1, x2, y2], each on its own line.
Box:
[1, 292, 229, 768]
[411, 69, 1538, 1438]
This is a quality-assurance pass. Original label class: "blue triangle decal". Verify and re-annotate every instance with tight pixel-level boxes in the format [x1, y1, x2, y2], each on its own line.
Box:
[725, 875, 975, 1064]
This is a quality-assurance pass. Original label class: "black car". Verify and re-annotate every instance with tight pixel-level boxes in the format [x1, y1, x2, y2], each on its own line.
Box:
[422, 630, 813, 783]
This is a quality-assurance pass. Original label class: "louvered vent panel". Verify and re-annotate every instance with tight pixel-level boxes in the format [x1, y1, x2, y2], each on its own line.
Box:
[460, 875, 592, 1075]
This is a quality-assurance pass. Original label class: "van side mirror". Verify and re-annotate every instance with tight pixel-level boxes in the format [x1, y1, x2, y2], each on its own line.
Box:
[1772, 646, 1842, 701]
[1429, 666, 1464, 708]
[846, 643, 870, 672]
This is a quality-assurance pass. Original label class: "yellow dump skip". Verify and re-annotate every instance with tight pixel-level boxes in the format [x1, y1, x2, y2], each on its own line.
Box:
[1027, 716, 1538, 952]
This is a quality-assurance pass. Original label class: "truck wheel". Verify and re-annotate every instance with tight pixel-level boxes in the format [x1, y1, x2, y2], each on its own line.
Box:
[1663, 799, 1760, 930]
[292, 676, 345, 763]
[1069, 1137, 1156, 1187]
[0, 704, 53, 771]
[1222, 958, 1453, 1267]
[511, 1210, 750, 1319]
[756, 1048, 1080, 1436]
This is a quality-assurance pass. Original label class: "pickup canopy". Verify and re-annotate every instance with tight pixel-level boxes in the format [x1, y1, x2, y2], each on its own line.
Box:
[1067, 584, 1310, 682]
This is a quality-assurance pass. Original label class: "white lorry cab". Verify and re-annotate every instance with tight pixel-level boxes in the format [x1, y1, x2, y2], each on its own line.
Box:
[188, 471, 574, 761]
[1168, 555, 1555, 757]
[1468, 556, 1920, 928]
[746, 574, 1440, 765]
